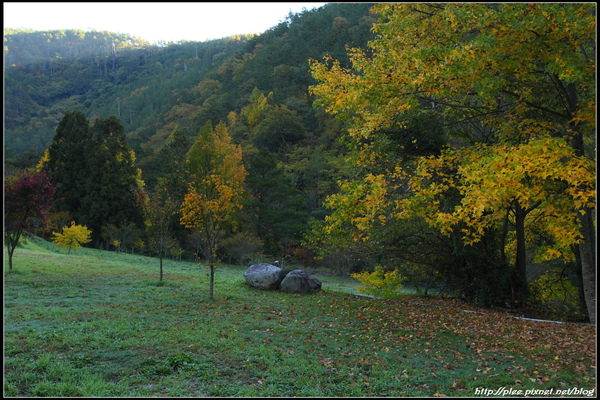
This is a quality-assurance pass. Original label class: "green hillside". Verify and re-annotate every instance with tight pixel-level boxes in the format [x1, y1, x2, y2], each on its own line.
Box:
[4, 3, 376, 173]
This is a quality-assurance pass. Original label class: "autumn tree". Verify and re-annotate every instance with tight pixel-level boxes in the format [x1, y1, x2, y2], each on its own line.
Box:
[52, 222, 92, 254]
[240, 88, 274, 130]
[180, 120, 247, 299]
[4, 171, 56, 270]
[310, 4, 596, 317]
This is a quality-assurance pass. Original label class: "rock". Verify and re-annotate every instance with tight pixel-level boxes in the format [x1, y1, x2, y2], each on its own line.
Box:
[280, 269, 322, 294]
[244, 263, 284, 290]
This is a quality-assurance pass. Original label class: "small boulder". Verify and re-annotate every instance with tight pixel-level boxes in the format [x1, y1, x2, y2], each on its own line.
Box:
[280, 269, 322, 294]
[244, 263, 284, 290]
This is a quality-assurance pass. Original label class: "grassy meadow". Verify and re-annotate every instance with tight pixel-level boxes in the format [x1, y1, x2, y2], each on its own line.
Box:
[4, 237, 596, 397]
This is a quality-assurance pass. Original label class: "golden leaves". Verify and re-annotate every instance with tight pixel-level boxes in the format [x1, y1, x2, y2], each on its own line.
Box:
[351, 265, 404, 298]
[403, 137, 595, 261]
[180, 122, 247, 233]
[309, 3, 595, 269]
[51, 221, 92, 253]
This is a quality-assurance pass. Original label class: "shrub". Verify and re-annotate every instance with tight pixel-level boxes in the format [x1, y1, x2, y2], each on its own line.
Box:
[221, 232, 262, 266]
[351, 265, 404, 298]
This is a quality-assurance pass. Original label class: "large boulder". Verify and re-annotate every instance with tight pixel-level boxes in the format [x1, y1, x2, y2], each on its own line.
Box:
[244, 263, 284, 290]
[280, 269, 322, 294]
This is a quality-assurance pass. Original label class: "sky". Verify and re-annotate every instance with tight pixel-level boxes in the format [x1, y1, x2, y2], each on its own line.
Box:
[3, 2, 328, 44]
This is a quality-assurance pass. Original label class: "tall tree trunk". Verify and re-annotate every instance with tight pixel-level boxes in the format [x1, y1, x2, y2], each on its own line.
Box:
[206, 230, 220, 300]
[499, 208, 510, 265]
[8, 246, 15, 270]
[159, 254, 163, 282]
[578, 209, 596, 324]
[513, 200, 527, 285]
[572, 244, 590, 320]
[209, 264, 215, 300]
[564, 81, 595, 324]
[6, 229, 24, 270]
[209, 243, 216, 300]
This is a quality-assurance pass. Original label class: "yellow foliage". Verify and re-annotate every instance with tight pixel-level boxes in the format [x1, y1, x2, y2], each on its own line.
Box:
[309, 3, 595, 275]
[180, 121, 247, 233]
[400, 137, 595, 262]
[52, 222, 92, 254]
[351, 265, 404, 298]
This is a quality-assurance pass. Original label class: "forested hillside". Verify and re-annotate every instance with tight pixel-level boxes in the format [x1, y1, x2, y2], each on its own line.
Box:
[4, 2, 376, 258]
[5, 3, 375, 165]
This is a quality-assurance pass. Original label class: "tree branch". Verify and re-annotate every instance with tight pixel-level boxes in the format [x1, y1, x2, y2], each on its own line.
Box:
[500, 89, 570, 119]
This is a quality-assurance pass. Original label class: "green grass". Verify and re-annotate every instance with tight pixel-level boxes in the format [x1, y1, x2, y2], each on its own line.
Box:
[4, 237, 596, 397]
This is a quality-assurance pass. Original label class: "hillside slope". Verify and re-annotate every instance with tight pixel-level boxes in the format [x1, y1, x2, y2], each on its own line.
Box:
[4, 3, 376, 174]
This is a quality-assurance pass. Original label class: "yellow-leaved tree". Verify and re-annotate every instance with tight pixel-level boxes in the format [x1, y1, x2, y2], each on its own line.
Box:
[309, 3, 596, 320]
[52, 222, 92, 254]
[180, 121, 247, 299]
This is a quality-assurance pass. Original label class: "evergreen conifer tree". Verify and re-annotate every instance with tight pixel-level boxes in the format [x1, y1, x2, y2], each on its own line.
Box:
[44, 110, 94, 218]
[244, 147, 307, 254]
[42, 111, 144, 245]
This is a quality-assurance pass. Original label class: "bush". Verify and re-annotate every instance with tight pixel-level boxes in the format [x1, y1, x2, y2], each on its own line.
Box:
[221, 232, 263, 266]
[351, 265, 404, 298]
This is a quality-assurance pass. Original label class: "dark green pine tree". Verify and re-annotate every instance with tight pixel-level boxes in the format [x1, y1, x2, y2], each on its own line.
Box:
[243, 147, 307, 254]
[250, 105, 307, 158]
[44, 111, 144, 245]
[85, 115, 144, 244]
[44, 110, 95, 223]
